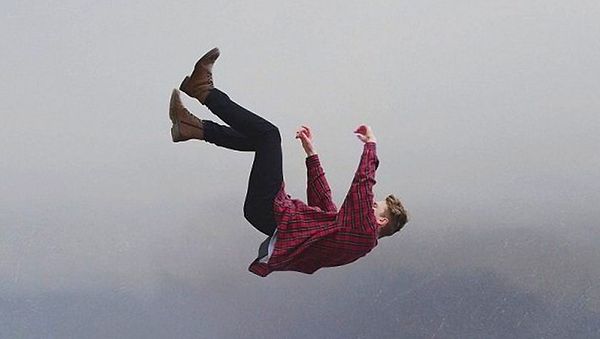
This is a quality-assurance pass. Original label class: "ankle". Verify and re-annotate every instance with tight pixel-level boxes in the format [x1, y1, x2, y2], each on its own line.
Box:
[193, 121, 204, 140]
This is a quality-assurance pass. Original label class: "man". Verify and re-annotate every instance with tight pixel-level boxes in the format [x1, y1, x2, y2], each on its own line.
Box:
[170, 48, 408, 277]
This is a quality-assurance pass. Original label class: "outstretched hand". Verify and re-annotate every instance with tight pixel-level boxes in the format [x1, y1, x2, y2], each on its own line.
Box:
[354, 124, 377, 144]
[295, 125, 316, 157]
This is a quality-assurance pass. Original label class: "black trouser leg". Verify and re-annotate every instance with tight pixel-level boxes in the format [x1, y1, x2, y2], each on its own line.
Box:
[201, 120, 257, 152]
[202, 89, 283, 236]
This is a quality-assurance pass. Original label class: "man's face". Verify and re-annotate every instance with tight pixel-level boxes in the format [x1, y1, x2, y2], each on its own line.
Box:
[372, 199, 389, 226]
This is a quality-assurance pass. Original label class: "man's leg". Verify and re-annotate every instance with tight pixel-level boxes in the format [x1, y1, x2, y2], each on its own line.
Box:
[177, 48, 282, 236]
[170, 89, 282, 236]
[202, 120, 257, 152]
[179, 47, 275, 139]
[170, 88, 256, 151]
[204, 89, 283, 236]
[204, 89, 278, 139]
[242, 133, 283, 236]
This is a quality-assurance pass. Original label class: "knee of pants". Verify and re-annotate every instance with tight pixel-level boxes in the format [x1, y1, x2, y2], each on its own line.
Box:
[263, 127, 281, 144]
[243, 201, 262, 226]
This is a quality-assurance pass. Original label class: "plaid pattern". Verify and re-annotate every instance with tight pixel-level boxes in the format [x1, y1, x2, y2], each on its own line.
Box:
[249, 143, 379, 276]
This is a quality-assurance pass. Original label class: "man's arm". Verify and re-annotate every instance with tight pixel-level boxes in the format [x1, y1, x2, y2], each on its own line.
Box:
[350, 124, 379, 186]
[296, 125, 337, 212]
[350, 142, 378, 186]
[306, 155, 337, 212]
[339, 125, 379, 230]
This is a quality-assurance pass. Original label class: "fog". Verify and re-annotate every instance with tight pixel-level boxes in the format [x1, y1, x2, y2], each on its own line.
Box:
[1, 1, 599, 338]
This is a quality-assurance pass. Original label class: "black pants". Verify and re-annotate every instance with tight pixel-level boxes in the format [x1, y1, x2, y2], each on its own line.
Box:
[202, 89, 282, 237]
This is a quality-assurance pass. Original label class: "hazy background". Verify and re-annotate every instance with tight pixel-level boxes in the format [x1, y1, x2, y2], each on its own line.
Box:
[2, 1, 599, 338]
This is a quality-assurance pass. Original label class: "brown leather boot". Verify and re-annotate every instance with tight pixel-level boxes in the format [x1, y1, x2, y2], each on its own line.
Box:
[169, 89, 204, 142]
[179, 47, 220, 104]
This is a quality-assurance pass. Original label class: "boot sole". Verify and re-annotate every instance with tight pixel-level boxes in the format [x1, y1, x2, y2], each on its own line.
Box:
[171, 124, 183, 142]
[169, 89, 183, 142]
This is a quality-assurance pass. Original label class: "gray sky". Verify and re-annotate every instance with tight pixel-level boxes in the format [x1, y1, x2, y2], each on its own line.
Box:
[2, 1, 599, 337]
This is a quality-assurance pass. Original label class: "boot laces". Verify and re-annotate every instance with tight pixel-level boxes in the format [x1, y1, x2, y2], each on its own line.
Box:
[207, 71, 213, 86]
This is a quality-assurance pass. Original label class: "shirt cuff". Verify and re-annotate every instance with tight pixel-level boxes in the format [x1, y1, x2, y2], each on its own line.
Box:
[306, 154, 321, 168]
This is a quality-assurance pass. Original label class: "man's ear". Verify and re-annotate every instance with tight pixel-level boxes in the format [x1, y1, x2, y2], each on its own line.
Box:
[377, 216, 389, 226]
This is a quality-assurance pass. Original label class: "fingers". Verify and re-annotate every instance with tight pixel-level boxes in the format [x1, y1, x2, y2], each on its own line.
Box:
[354, 124, 368, 134]
[295, 126, 312, 141]
[295, 129, 310, 142]
[300, 130, 310, 141]
[301, 125, 312, 138]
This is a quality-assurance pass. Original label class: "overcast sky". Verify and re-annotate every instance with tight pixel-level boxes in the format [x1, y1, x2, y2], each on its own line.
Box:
[1, 1, 599, 338]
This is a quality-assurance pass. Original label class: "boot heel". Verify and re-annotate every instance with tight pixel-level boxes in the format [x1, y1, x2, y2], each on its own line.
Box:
[179, 76, 191, 92]
[171, 124, 182, 142]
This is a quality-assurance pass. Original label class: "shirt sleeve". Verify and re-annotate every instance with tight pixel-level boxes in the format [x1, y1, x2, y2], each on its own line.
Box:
[339, 142, 379, 230]
[306, 154, 338, 213]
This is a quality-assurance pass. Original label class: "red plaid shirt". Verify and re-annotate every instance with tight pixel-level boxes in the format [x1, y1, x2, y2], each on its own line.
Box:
[249, 142, 379, 276]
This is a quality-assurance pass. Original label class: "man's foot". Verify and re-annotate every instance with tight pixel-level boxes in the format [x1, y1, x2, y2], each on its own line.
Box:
[169, 89, 204, 142]
[179, 47, 220, 104]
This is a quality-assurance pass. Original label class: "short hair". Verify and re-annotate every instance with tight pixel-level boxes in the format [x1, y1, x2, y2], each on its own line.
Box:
[384, 194, 409, 235]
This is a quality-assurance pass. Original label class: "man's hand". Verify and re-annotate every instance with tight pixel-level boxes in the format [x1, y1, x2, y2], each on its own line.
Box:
[354, 125, 377, 144]
[295, 125, 316, 157]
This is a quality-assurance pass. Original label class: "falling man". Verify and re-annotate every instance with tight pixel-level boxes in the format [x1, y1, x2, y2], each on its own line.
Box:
[169, 48, 409, 277]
